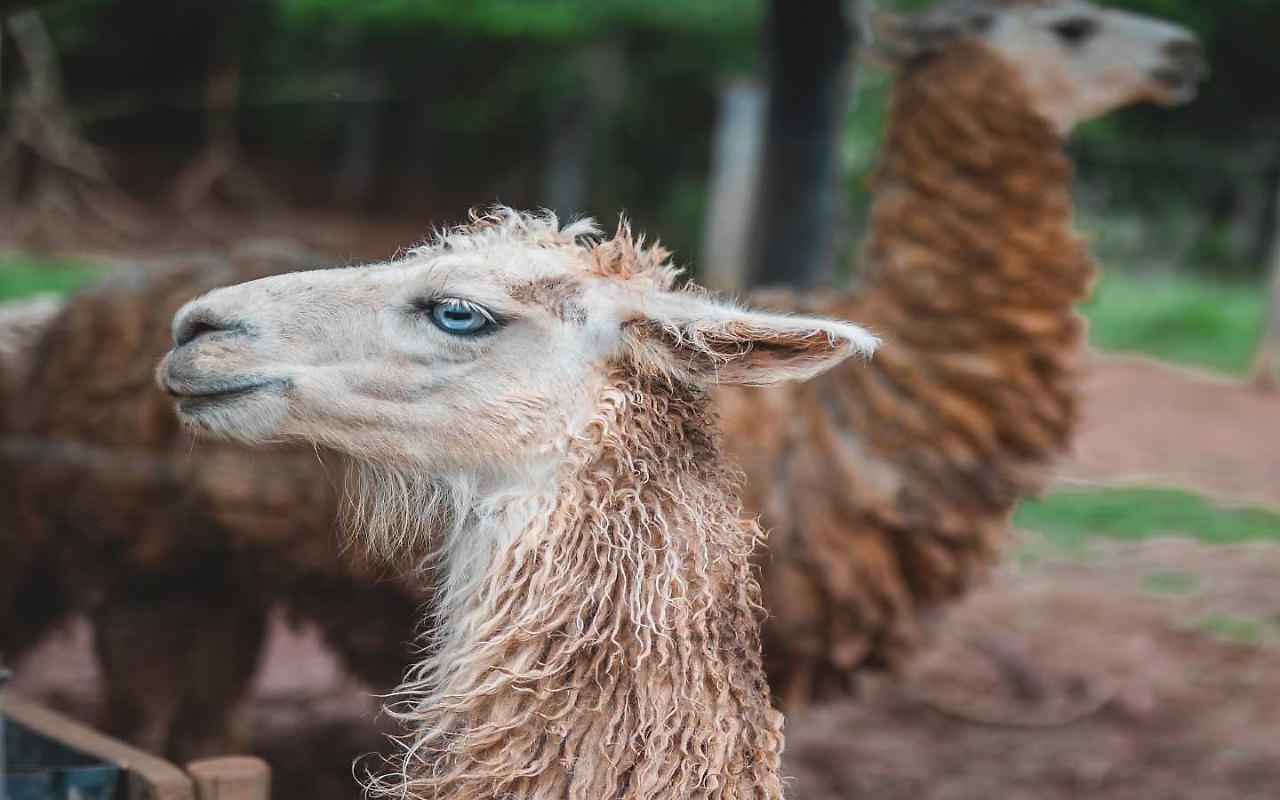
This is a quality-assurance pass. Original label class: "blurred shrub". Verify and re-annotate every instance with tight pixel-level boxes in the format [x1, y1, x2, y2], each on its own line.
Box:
[276, 0, 762, 40]
[24, 0, 1280, 277]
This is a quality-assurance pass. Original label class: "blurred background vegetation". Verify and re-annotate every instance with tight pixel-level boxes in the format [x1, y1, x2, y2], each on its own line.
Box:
[2, 0, 1278, 375]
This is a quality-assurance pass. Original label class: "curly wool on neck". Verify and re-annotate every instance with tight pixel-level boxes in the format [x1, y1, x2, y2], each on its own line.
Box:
[353, 373, 783, 799]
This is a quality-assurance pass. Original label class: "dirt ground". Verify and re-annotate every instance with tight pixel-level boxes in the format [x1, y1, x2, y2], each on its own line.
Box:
[1062, 354, 1280, 509]
[16, 537, 1279, 799]
[787, 539, 1280, 800]
[7, 240, 1280, 797]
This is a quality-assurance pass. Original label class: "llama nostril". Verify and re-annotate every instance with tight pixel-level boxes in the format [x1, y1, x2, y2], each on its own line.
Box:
[1157, 37, 1208, 86]
[175, 312, 247, 347]
[1162, 37, 1201, 64]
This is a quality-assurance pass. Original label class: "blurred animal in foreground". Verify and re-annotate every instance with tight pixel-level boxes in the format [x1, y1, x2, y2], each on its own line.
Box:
[0, 0, 1204, 762]
[0, 243, 425, 760]
[156, 210, 876, 798]
[723, 0, 1205, 704]
[0, 292, 68, 654]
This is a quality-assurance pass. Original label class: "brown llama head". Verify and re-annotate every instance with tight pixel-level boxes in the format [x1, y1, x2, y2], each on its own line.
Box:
[874, 0, 1206, 132]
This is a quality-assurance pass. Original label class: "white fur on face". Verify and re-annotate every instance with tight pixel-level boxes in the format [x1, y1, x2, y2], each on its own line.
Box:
[980, 1, 1202, 132]
[163, 244, 616, 477]
[159, 213, 876, 491]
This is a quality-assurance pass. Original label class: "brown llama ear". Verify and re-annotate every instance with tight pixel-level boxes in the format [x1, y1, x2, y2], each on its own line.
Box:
[623, 292, 878, 387]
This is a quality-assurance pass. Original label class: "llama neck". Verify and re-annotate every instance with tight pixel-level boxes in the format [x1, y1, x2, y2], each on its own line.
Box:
[377, 375, 784, 800]
[809, 42, 1095, 515]
[855, 41, 1096, 338]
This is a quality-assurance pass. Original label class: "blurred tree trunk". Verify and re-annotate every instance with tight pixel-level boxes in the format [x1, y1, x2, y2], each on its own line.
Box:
[701, 78, 766, 293]
[334, 69, 388, 208]
[1251, 178, 1280, 391]
[1249, 152, 1280, 270]
[544, 97, 588, 217]
[172, 2, 281, 216]
[748, 0, 859, 289]
[543, 39, 626, 219]
[0, 10, 147, 246]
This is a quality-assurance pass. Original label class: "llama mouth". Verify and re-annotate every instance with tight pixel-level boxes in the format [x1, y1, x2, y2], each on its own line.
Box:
[169, 379, 282, 410]
[1149, 65, 1204, 103]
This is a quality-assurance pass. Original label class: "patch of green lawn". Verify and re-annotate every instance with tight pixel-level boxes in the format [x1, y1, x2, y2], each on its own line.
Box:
[1199, 613, 1280, 646]
[1139, 570, 1201, 596]
[1014, 487, 1280, 555]
[0, 253, 103, 301]
[1080, 272, 1266, 376]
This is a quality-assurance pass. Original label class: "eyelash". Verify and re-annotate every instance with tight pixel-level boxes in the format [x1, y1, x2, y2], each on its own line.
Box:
[414, 296, 503, 336]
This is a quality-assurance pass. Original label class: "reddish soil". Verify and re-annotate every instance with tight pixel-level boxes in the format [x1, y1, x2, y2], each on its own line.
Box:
[15, 538, 1279, 799]
[1061, 354, 1280, 509]
[786, 539, 1280, 800]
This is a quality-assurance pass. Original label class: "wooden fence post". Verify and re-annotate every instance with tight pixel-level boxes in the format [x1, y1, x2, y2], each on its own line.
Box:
[4, 693, 195, 800]
[185, 756, 271, 800]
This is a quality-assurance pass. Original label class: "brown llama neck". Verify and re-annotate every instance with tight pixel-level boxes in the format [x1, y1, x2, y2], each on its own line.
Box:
[373, 374, 784, 800]
[823, 39, 1097, 477]
[855, 41, 1096, 335]
[727, 42, 1099, 694]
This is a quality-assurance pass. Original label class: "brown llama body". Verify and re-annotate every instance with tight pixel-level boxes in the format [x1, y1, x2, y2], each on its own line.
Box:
[722, 42, 1093, 701]
[0, 293, 69, 655]
[0, 245, 424, 759]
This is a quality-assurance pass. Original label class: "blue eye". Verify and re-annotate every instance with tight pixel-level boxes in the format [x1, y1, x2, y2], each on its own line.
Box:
[429, 298, 494, 335]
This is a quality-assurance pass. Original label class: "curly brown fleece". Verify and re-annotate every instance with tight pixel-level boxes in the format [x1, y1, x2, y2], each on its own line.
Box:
[721, 39, 1095, 703]
[0, 245, 425, 759]
[363, 371, 784, 799]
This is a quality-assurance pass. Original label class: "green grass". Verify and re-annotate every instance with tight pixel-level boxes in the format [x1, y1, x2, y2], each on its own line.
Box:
[1014, 487, 1280, 555]
[0, 253, 104, 301]
[1080, 272, 1267, 375]
[1199, 613, 1280, 646]
[1139, 570, 1201, 596]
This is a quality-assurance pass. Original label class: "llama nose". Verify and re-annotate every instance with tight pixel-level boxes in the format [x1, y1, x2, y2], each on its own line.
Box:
[1163, 36, 1207, 75]
[1162, 37, 1200, 62]
[174, 308, 249, 347]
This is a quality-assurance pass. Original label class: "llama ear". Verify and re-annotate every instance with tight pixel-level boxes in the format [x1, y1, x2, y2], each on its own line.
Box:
[624, 293, 878, 387]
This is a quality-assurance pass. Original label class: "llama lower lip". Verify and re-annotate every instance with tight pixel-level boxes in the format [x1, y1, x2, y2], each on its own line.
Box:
[1149, 68, 1196, 100]
[175, 381, 276, 409]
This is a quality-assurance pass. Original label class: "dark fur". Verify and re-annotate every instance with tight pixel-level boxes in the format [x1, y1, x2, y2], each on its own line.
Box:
[0, 244, 425, 761]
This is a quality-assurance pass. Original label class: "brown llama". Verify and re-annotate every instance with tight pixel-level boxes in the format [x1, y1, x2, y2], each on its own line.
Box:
[157, 209, 876, 798]
[0, 0, 1204, 759]
[0, 292, 68, 654]
[0, 243, 424, 758]
[721, 0, 1205, 703]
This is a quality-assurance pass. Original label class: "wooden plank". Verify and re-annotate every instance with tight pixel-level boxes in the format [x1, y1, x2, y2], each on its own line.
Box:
[4, 693, 194, 800]
[186, 756, 271, 800]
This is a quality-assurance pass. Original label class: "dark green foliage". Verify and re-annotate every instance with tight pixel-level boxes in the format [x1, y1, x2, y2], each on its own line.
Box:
[276, 0, 763, 41]
[24, 0, 1280, 277]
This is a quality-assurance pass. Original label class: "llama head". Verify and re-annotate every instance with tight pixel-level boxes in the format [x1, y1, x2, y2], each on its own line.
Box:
[159, 209, 876, 483]
[876, 0, 1206, 132]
